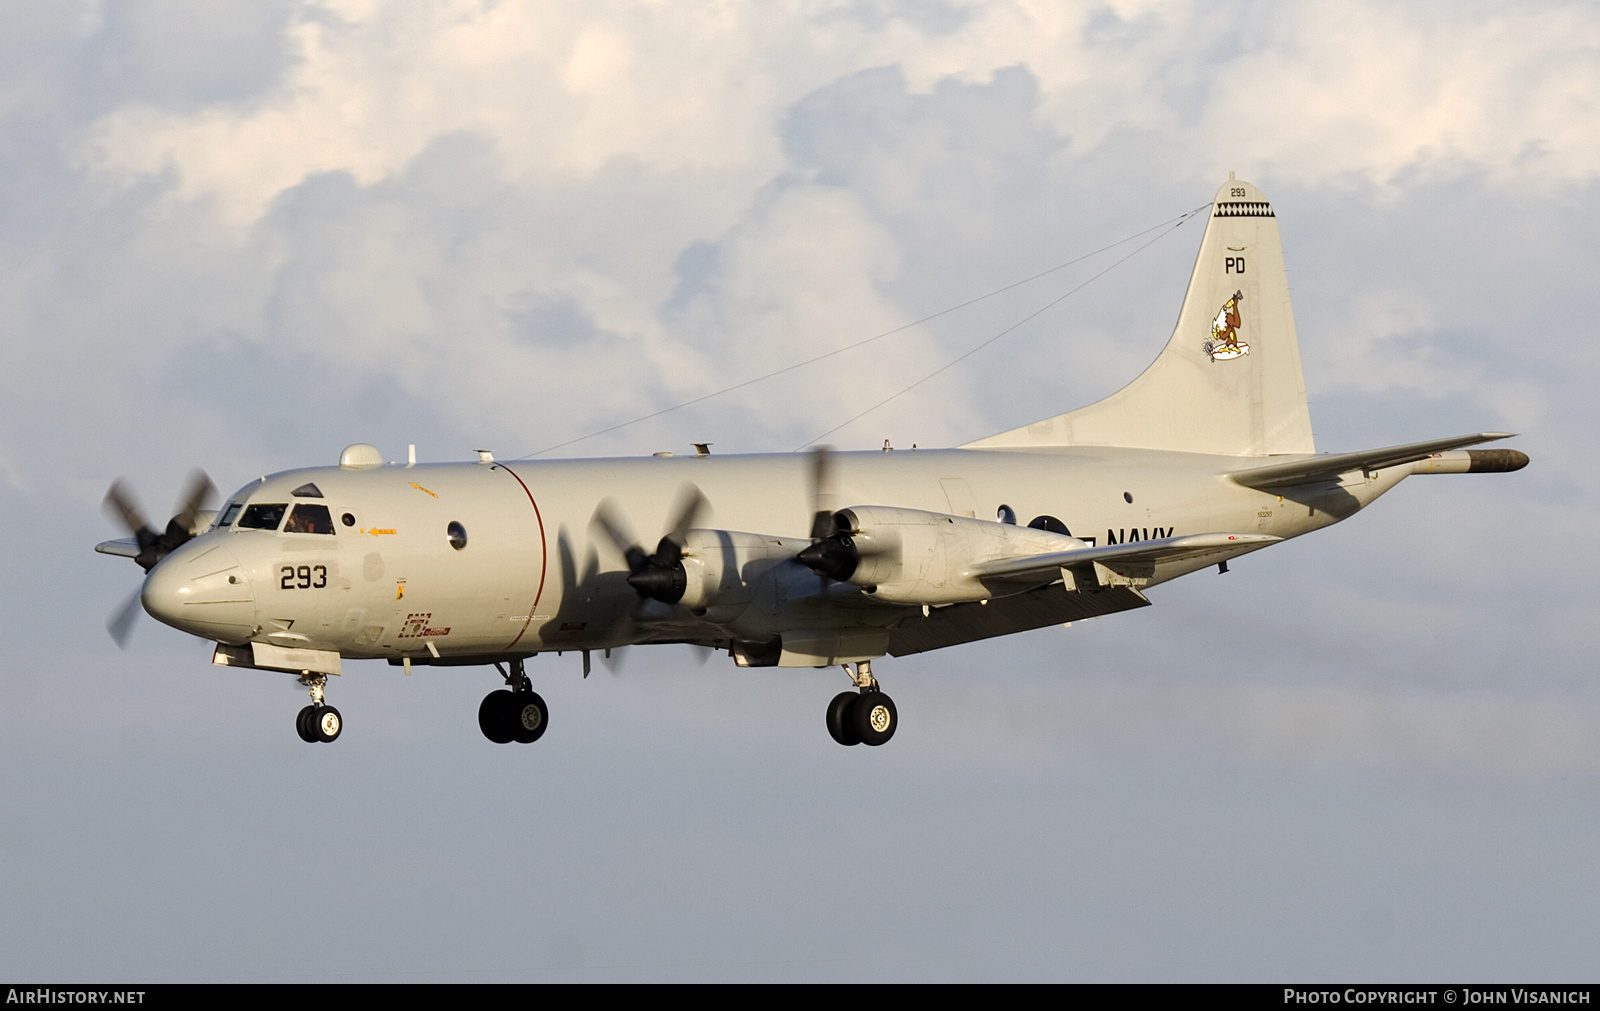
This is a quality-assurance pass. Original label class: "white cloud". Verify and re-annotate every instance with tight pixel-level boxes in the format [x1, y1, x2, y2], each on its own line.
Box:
[58, 1, 1600, 457]
[79, 2, 1600, 229]
[2, 2, 1597, 981]
[1199, 3, 1600, 188]
[7, 1, 1589, 503]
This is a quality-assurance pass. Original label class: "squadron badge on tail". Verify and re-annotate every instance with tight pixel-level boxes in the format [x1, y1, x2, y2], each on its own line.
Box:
[1204, 290, 1248, 361]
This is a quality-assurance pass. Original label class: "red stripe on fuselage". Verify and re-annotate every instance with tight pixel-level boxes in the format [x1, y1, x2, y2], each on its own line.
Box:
[493, 464, 547, 649]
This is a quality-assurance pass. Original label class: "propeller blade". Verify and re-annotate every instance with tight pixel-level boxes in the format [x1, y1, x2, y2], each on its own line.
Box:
[104, 471, 215, 571]
[807, 446, 838, 540]
[103, 480, 155, 547]
[591, 499, 649, 574]
[169, 470, 216, 537]
[660, 484, 707, 557]
[107, 586, 143, 649]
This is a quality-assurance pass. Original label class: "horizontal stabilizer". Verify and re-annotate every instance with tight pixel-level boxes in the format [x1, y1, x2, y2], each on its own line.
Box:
[1228, 433, 1515, 490]
[95, 538, 141, 558]
[971, 532, 1280, 583]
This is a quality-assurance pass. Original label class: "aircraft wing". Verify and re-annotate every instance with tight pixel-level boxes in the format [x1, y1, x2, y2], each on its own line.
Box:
[884, 532, 1279, 656]
[889, 582, 1151, 656]
[95, 538, 141, 559]
[1227, 432, 1515, 490]
[969, 532, 1281, 584]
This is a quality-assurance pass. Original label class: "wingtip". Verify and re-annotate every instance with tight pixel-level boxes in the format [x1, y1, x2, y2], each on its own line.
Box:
[95, 539, 140, 558]
[1466, 449, 1530, 472]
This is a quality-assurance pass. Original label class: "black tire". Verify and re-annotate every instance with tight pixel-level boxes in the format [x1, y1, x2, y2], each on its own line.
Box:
[851, 691, 896, 746]
[312, 705, 342, 743]
[296, 705, 318, 743]
[826, 692, 861, 746]
[478, 690, 515, 744]
[509, 692, 548, 744]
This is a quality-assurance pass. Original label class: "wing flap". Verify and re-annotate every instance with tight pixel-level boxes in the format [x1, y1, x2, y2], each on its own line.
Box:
[970, 532, 1280, 584]
[888, 584, 1151, 656]
[1228, 432, 1514, 490]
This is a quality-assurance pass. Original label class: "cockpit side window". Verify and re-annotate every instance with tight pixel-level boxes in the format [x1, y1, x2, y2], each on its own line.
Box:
[284, 503, 335, 535]
[216, 501, 245, 528]
[239, 503, 288, 530]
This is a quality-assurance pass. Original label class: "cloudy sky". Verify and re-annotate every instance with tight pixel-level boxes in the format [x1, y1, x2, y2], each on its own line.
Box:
[2, 0, 1597, 981]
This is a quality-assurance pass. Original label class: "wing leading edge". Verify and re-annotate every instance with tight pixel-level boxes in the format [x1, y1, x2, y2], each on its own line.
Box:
[970, 532, 1282, 584]
[1227, 432, 1518, 490]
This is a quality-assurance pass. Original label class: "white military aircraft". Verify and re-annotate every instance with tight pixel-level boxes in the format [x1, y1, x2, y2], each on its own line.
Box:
[97, 175, 1527, 746]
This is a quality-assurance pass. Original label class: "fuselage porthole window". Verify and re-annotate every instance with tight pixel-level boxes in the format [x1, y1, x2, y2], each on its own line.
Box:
[239, 503, 288, 530]
[447, 521, 467, 550]
[1028, 515, 1071, 536]
[285, 503, 335, 534]
[341, 512, 356, 527]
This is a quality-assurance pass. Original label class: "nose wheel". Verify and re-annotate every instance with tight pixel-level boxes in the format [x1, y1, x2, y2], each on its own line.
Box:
[480, 659, 548, 744]
[295, 674, 342, 743]
[825, 661, 897, 747]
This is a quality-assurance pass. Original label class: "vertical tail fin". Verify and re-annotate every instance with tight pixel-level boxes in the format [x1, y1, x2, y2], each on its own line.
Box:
[965, 175, 1315, 457]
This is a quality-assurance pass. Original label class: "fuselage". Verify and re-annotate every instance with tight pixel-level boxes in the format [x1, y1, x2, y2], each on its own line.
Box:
[140, 445, 1405, 665]
[103, 176, 1523, 750]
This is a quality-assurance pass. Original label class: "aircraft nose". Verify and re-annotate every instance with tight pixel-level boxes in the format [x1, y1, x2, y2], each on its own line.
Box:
[141, 541, 257, 643]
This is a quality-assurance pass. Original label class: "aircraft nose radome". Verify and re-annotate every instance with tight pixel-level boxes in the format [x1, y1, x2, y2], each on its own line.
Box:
[141, 541, 256, 644]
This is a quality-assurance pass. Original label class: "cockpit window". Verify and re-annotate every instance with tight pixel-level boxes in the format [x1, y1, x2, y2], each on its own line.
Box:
[284, 503, 334, 534]
[216, 501, 245, 528]
[239, 503, 288, 530]
[291, 483, 324, 498]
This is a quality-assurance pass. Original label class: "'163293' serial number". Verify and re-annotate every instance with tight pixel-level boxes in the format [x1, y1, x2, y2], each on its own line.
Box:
[281, 564, 327, 589]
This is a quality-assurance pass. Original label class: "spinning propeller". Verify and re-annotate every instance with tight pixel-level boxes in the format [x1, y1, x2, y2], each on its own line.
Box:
[796, 446, 857, 580]
[100, 470, 215, 647]
[103, 470, 216, 573]
[591, 484, 708, 605]
[797, 445, 898, 584]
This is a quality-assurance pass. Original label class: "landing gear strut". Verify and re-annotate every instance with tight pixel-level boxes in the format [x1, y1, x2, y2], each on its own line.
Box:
[479, 658, 548, 744]
[295, 673, 342, 743]
[825, 660, 897, 747]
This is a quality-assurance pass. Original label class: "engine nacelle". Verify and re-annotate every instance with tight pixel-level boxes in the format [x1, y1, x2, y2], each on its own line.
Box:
[675, 529, 800, 611]
[825, 505, 1084, 605]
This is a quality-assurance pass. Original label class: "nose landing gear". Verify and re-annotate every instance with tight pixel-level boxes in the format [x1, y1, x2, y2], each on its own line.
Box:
[479, 658, 548, 744]
[825, 660, 897, 747]
[294, 673, 342, 743]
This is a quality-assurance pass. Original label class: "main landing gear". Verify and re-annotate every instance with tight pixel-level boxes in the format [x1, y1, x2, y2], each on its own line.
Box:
[826, 660, 897, 747]
[479, 658, 548, 744]
[295, 673, 342, 743]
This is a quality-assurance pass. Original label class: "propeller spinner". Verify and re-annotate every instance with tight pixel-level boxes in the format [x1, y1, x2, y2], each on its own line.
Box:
[796, 446, 861, 581]
[591, 484, 708, 605]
